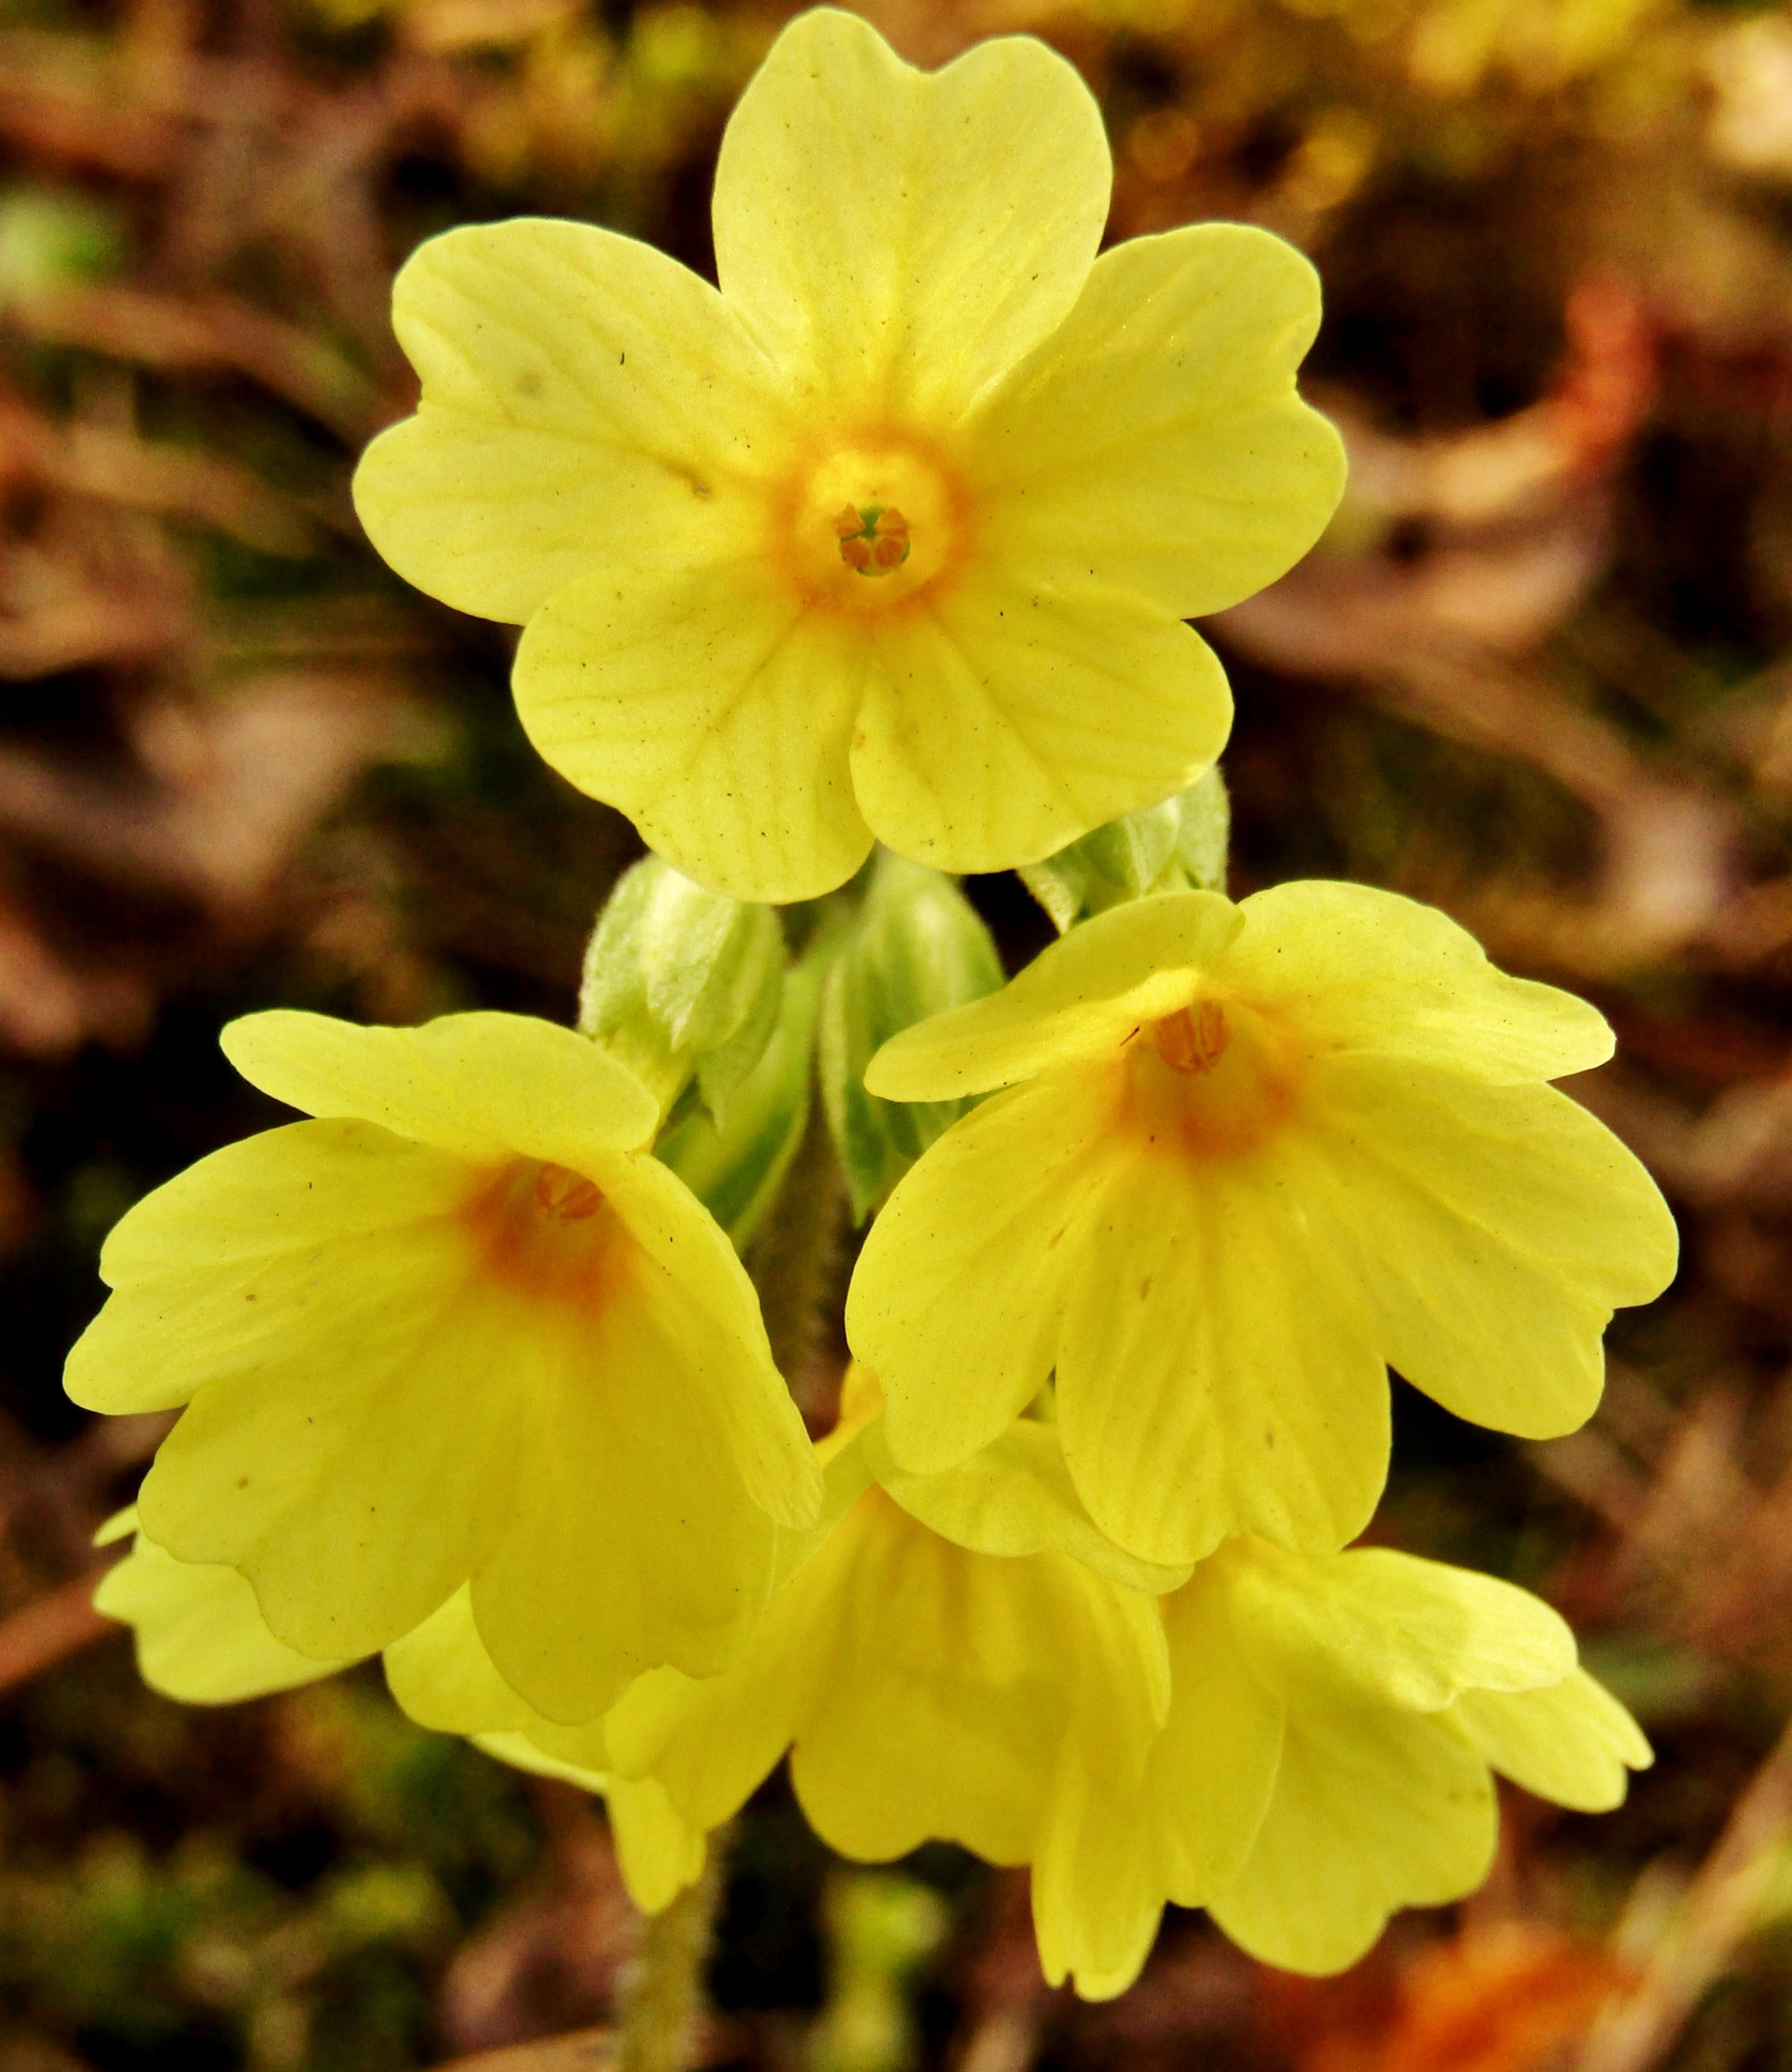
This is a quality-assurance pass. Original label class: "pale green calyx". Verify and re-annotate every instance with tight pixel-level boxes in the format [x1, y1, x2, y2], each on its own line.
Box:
[580, 853, 786, 1123]
[1020, 767, 1231, 934]
[656, 935, 825, 1251]
[820, 850, 1003, 1222]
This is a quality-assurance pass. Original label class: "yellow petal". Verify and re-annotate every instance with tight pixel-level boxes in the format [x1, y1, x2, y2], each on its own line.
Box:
[1304, 1058, 1678, 1438]
[850, 586, 1230, 878]
[768, 1407, 880, 1592]
[1032, 1781, 1164, 2003]
[384, 1587, 539, 1738]
[601, 1553, 842, 1832]
[594, 1150, 822, 1533]
[846, 1073, 1121, 1476]
[94, 1535, 351, 1704]
[596, 1658, 790, 1833]
[69, 1122, 469, 1413]
[471, 1730, 607, 1788]
[1223, 1541, 1576, 1714]
[577, 1424, 876, 1799]
[467, 1284, 782, 1724]
[864, 890, 1239, 1101]
[711, 10, 1109, 421]
[221, 1010, 659, 1162]
[607, 1776, 710, 1913]
[1055, 1152, 1390, 1563]
[1155, 1563, 1286, 1895]
[1034, 1553, 1287, 1999]
[1450, 1669, 1651, 1813]
[512, 566, 873, 904]
[783, 1514, 1050, 1866]
[1031, 1670, 1178, 1999]
[1210, 1709, 1496, 1975]
[137, 1233, 521, 1661]
[867, 1416, 1191, 1595]
[790, 1506, 1163, 1867]
[353, 219, 782, 624]
[972, 225, 1343, 618]
[1226, 881, 1617, 1082]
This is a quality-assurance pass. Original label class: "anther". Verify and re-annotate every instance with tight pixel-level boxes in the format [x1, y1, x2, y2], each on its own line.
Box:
[533, 1163, 605, 1219]
[835, 503, 911, 577]
[1153, 1002, 1229, 1074]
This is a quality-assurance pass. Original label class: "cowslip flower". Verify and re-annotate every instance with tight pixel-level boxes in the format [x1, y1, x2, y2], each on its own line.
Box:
[351, 8, 1344, 903]
[65, 1010, 820, 1724]
[426, 1371, 1184, 1887]
[93, 1516, 703, 1913]
[847, 881, 1678, 1563]
[1035, 1536, 1651, 1993]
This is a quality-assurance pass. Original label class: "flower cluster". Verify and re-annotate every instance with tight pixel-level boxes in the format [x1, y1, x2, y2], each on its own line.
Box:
[70, 5, 1674, 2009]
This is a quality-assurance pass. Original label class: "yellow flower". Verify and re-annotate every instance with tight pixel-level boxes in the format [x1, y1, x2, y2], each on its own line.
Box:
[1034, 1536, 1651, 1994]
[399, 1383, 1641, 2000]
[66, 1009, 821, 1723]
[419, 1373, 1182, 1888]
[847, 882, 1678, 1564]
[351, 8, 1343, 902]
[92, 1514, 704, 1914]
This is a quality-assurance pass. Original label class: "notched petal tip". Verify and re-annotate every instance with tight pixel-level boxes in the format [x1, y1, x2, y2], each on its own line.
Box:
[715, 4, 1110, 421]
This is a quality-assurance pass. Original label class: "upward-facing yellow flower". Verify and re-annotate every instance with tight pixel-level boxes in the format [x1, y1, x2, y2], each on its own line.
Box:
[65, 1010, 820, 1723]
[847, 883, 1678, 1564]
[351, 8, 1343, 902]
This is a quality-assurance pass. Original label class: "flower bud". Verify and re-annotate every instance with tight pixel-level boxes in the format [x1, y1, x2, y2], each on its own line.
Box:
[655, 940, 824, 1249]
[579, 854, 785, 1122]
[820, 851, 1002, 1221]
[1020, 767, 1230, 933]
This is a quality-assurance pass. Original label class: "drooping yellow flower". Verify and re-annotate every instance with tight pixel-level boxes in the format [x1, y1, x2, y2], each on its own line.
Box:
[417, 1371, 1184, 1887]
[1034, 1536, 1651, 1994]
[351, 8, 1344, 903]
[351, 1377, 1645, 2000]
[847, 882, 1678, 1563]
[92, 1514, 704, 1913]
[66, 1010, 821, 1723]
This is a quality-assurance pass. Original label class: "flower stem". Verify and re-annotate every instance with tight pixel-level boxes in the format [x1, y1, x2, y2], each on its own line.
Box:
[618, 1838, 725, 2072]
[746, 1094, 846, 1425]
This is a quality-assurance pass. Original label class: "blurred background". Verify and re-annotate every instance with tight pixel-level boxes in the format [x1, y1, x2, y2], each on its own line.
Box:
[2, 0, 1790, 2065]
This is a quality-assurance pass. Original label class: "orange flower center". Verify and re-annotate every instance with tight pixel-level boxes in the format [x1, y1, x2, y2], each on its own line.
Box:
[460, 1158, 628, 1315]
[772, 432, 966, 615]
[531, 1162, 605, 1218]
[1123, 1001, 1303, 1161]
[1152, 1002, 1230, 1073]
[834, 503, 912, 576]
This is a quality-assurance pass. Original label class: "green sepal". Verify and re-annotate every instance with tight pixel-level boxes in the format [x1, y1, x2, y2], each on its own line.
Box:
[1019, 767, 1230, 934]
[578, 853, 785, 1123]
[654, 938, 824, 1251]
[819, 851, 1002, 1222]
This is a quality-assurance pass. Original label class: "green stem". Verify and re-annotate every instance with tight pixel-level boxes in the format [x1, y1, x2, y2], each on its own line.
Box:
[617, 1838, 727, 2072]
